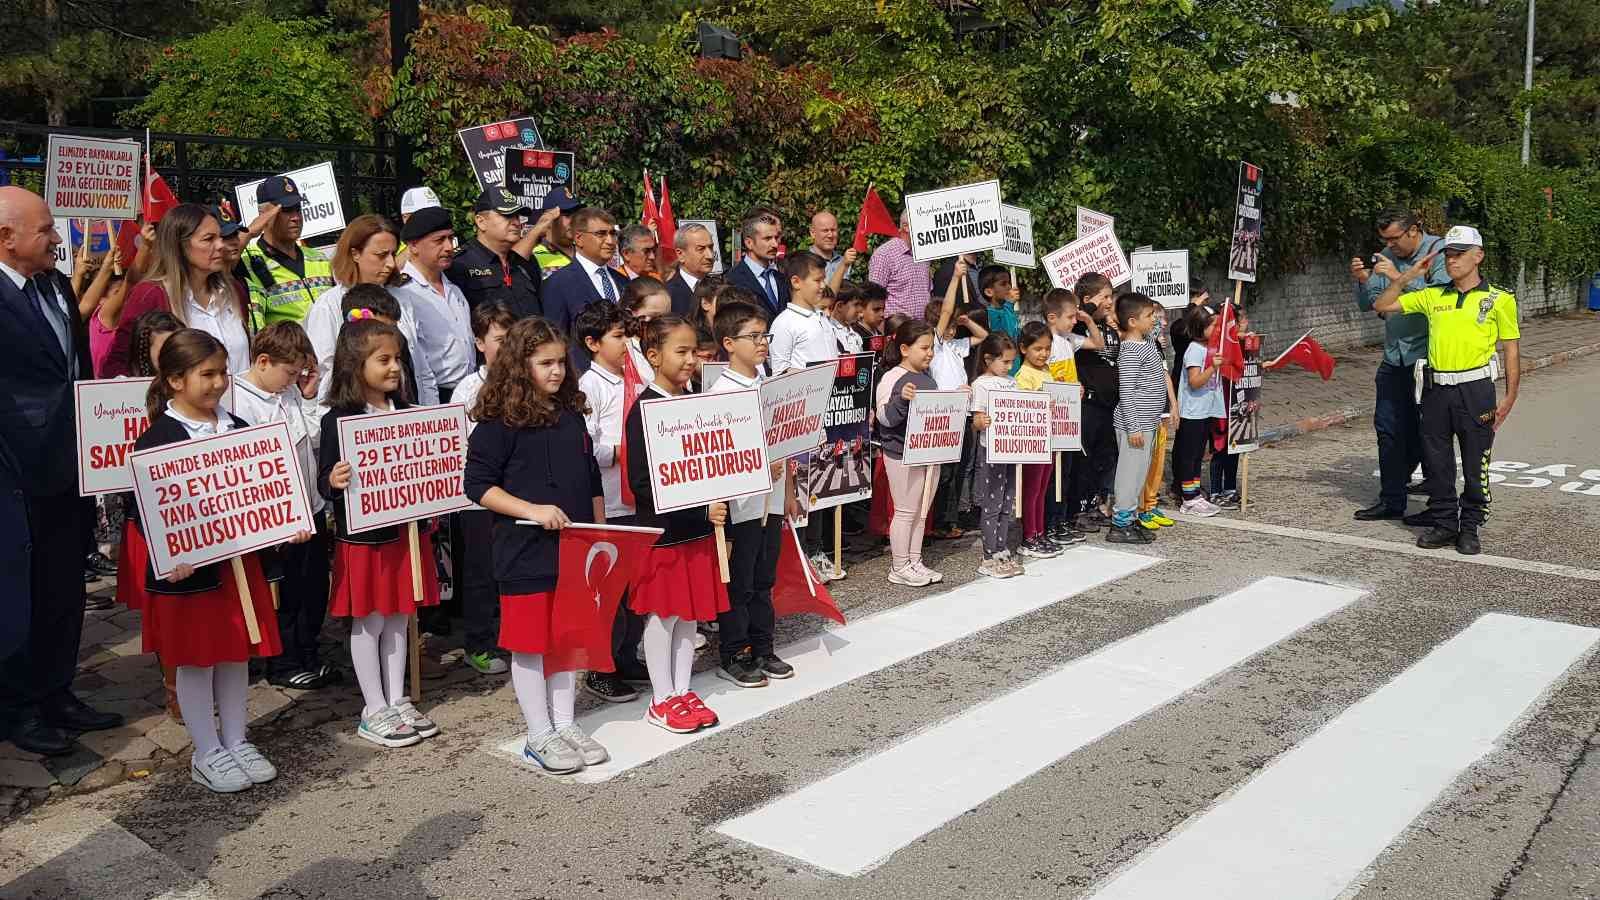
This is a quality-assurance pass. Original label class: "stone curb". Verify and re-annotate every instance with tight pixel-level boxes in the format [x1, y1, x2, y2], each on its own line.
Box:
[1257, 339, 1600, 448]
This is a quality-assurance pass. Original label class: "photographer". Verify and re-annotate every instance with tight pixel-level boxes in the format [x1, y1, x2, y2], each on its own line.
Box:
[1350, 208, 1447, 523]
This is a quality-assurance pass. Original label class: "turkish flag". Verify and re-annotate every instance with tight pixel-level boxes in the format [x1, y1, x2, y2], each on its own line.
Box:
[617, 351, 646, 508]
[641, 169, 658, 231]
[547, 524, 664, 672]
[772, 522, 845, 625]
[144, 169, 179, 224]
[1209, 300, 1246, 383]
[656, 175, 678, 267]
[851, 186, 899, 253]
[1265, 331, 1336, 381]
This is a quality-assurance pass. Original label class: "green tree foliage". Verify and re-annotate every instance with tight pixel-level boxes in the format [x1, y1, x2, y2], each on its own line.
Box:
[126, 15, 370, 168]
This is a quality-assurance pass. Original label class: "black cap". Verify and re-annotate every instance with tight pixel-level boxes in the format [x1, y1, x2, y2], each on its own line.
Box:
[207, 204, 243, 237]
[257, 175, 303, 209]
[537, 187, 581, 214]
[474, 186, 529, 216]
[401, 206, 454, 243]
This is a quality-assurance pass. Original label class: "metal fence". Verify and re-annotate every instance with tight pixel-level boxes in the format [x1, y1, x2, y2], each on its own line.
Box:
[0, 121, 405, 237]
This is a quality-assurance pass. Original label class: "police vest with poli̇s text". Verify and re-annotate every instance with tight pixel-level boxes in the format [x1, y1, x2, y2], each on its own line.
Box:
[242, 240, 335, 328]
[1398, 280, 1520, 373]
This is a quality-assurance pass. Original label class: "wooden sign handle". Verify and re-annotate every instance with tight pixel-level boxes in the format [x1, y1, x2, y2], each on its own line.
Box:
[833, 506, 843, 575]
[713, 523, 731, 584]
[1014, 464, 1023, 519]
[1054, 453, 1062, 502]
[230, 557, 261, 645]
[407, 522, 423, 700]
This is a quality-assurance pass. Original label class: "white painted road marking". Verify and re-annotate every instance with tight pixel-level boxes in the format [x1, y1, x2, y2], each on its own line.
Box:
[716, 576, 1362, 876]
[0, 807, 219, 899]
[491, 547, 1161, 782]
[1178, 513, 1600, 583]
[1089, 613, 1599, 900]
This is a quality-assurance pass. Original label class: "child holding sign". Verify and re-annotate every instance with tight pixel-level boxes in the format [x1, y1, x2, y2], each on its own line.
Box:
[318, 319, 441, 749]
[464, 317, 610, 775]
[131, 329, 301, 793]
[970, 333, 1022, 578]
[874, 318, 943, 587]
[1013, 322, 1066, 559]
[623, 315, 730, 734]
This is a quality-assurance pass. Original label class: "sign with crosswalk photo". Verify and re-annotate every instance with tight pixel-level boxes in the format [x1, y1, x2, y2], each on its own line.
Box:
[799, 353, 875, 513]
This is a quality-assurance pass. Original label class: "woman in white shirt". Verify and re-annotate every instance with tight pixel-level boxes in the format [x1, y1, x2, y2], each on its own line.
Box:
[116, 204, 251, 374]
[303, 215, 439, 406]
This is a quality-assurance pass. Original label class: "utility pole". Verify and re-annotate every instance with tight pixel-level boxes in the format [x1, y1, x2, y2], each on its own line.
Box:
[1515, 0, 1534, 308]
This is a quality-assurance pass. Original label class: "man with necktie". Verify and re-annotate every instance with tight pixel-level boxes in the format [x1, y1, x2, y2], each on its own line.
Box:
[727, 210, 789, 317]
[0, 186, 122, 756]
[541, 206, 629, 373]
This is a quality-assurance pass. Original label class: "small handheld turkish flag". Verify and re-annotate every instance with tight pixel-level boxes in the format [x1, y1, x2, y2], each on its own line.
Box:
[547, 524, 663, 672]
[851, 186, 899, 254]
[773, 522, 845, 625]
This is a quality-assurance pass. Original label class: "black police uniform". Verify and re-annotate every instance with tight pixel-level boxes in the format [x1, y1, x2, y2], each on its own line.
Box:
[447, 240, 543, 319]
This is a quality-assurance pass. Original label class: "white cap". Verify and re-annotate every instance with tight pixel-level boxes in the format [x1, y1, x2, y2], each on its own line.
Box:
[1443, 225, 1483, 250]
[400, 187, 441, 216]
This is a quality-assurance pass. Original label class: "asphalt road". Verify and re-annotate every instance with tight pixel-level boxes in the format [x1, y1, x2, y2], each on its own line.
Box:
[4, 353, 1598, 900]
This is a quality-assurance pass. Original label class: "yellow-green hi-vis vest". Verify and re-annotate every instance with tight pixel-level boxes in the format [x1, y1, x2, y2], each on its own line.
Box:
[242, 241, 336, 328]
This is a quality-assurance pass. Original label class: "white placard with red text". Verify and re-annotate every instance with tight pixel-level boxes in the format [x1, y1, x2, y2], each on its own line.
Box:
[337, 404, 472, 534]
[1042, 227, 1132, 290]
[1076, 206, 1114, 238]
[1044, 382, 1083, 452]
[639, 389, 770, 513]
[130, 422, 315, 579]
[985, 389, 1052, 464]
[761, 361, 837, 461]
[902, 390, 969, 466]
[75, 377, 153, 495]
[44, 135, 141, 220]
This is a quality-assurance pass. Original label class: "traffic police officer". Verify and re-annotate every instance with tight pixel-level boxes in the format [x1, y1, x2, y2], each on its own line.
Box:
[1373, 225, 1519, 556]
[239, 175, 336, 327]
[446, 186, 542, 319]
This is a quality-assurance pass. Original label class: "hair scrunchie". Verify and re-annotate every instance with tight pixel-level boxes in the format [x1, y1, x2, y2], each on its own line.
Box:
[346, 308, 376, 322]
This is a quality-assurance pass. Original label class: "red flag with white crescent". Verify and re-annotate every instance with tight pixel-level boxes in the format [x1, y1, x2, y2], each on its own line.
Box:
[772, 522, 846, 625]
[547, 524, 663, 672]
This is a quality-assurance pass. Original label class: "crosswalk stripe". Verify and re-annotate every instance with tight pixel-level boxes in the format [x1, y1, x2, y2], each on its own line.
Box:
[1088, 612, 1599, 900]
[491, 546, 1161, 783]
[715, 575, 1363, 876]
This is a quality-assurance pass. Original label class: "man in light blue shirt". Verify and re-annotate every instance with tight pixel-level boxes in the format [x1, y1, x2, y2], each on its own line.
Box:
[1350, 207, 1449, 521]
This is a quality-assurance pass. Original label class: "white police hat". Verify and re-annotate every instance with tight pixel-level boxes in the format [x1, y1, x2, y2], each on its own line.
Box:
[400, 187, 442, 216]
[1443, 225, 1483, 251]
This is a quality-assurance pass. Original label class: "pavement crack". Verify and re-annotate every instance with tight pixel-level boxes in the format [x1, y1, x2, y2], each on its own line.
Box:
[1491, 716, 1600, 900]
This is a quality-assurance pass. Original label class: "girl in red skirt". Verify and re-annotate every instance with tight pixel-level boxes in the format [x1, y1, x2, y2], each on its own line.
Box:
[318, 318, 441, 750]
[463, 318, 609, 774]
[130, 329, 307, 793]
[623, 315, 730, 734]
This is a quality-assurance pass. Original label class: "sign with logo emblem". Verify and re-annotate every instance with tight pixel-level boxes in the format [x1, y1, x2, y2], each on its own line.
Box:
[503, 148, 576, 213]
[234, 161, 346, 240]
[458, 117, 546, 191]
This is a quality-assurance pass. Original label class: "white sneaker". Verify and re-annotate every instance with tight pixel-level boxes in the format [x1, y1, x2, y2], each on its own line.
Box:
[978, 556, 1013, 579]
[227, 741, 278, 784]
[887, 564, 932, 587]
[556, 723, 610, 766]
[524, 731, 584, 774]
[810, 554, 844, 583]
[394, 699, 440, 738]
[358, 706, 423, 748]
[693, 631, 709, 651]
[1180, 498, 1221, 518]
[911, 561, 944, 584]
[192, 747, 252, 793]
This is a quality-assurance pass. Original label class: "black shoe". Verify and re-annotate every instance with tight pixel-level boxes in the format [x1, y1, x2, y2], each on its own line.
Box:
[1407, 480, 1429, 496]
[85, 551, 118, 575]
[1106, 523, 1142, 544]
[1456, 530, 1481, 556]
[1354, 503, 1405, 521]
[8, 718, 75, 756]
[583, 671, 640, 703]
[1402, 511, 1434, 527]
[1134, 523, 1157, 543]
[1068, 516, 1100, 534]
[716, 654, 768, 688]
[269, 665, 338, 690]
[1416, 527, 1458, 550]
[84, 570, 100, 584]
[84, 594, 114, 611]
[755, 653, 794, 680]
[39, 693, 123, 732]
[1086, 508, 1112, 526]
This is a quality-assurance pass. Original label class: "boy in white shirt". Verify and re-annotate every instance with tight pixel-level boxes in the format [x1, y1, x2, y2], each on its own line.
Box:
[709, 299, 798, 688]
[454, 302, 517, 676]
[574, 301, 653, 701]
[767, 253, 838, 375]
[229, 322, 336, 690]
[829, 282, 866, 355]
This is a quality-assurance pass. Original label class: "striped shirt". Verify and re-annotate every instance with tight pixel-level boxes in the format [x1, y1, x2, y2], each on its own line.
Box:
[866, 237, 932, 319]
[1114, 339, 1168, 433]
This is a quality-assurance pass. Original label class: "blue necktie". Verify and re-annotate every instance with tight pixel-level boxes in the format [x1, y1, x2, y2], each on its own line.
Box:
[761, 269, 778, 308]
[599, 268, 617, 302]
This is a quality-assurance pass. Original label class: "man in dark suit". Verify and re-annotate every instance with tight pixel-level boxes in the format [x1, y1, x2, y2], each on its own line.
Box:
[0, 186, 122, 755]
[541, 206, 629, 373]
[726, 210, 788, 318]
[666, 222, 717, 320]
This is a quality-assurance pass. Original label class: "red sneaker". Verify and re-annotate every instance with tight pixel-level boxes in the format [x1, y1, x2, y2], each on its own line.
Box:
[679, 691, 718, 729]
[646, 697, 699, 734]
